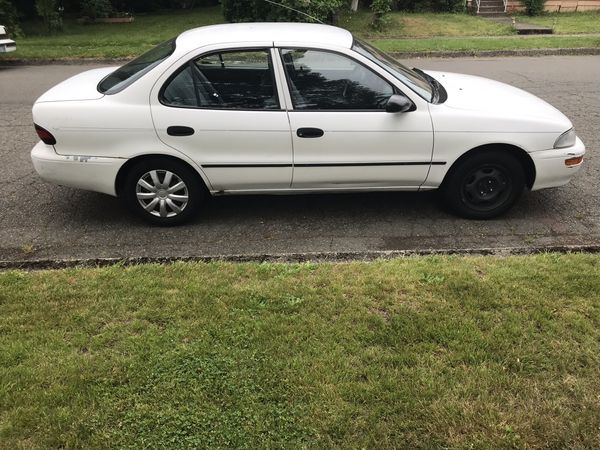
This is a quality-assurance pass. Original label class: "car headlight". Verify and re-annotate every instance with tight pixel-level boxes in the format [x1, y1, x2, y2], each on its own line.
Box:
[554, 128, 576, 149]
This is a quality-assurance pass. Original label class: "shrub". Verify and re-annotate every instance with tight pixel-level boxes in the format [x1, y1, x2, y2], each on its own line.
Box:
[80, 0, 113, 19]
[521, 0, 545, 15]
[371, 0, 392, 30]
[394, 0, 465, 12]
[222, 0, 346, 24]
[169, 0, 219, 7]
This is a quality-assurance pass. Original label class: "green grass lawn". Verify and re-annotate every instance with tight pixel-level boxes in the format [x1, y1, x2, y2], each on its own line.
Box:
[524, 11, 600, 34]
[1, 254, 600, 448]
[15, 6, 224, 59]
[4, 7, 600, 60]
[341, 11, 515, 38]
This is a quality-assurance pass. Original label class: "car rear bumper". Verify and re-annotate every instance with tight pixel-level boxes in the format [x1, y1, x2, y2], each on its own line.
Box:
[31, 141, 125, 196]
[530, 136, 586, 191]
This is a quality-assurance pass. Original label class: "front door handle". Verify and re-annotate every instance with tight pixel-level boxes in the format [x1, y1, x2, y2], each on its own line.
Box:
[297, 127, 324, 138]
[167, 126, 195, 137]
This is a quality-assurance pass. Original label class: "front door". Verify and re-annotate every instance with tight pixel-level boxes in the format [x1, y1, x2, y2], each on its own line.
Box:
[151, 47, 293, 191]
[278, 48, 434, 189]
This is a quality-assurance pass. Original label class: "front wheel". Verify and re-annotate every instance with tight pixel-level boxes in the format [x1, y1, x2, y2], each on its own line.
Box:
[441, 151, 525, 219]
[123, 158, 204, 225]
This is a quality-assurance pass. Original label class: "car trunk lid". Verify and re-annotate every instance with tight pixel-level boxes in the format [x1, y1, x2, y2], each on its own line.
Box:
[35, 67, 118, 103]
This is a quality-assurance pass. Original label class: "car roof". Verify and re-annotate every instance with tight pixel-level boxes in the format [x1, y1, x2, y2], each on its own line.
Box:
[176, 22, 354, 51]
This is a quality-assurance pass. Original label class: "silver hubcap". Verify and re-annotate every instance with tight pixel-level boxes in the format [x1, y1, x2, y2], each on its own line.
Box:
[136, 170, 189, 218]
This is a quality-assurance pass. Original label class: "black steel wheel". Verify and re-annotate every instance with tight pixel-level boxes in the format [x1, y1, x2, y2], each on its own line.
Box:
[441, 150, 525, 219]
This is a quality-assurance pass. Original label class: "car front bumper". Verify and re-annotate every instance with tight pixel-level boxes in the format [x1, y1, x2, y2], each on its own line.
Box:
[530, 136, 586, 191]
[31, 141, 125, 196]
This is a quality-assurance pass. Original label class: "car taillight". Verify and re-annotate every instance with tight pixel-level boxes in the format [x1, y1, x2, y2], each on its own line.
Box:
[35, 124, 57, 145]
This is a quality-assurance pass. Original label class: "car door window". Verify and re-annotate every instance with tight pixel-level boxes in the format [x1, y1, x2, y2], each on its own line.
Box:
[280, 48, 394, 111]
[161, 49, 279, 110]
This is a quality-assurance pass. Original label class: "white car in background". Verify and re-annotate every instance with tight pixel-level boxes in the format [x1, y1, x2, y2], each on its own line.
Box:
[0, 25, 16, 53]
[31, 23, 585, 225]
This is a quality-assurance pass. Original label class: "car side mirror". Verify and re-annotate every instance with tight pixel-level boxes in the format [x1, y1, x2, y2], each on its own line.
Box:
[386, 94, 414, 113]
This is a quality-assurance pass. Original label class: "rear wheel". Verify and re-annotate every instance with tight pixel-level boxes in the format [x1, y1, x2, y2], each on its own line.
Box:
[123, 158, 204, 225]
[441, 150, 525, 219]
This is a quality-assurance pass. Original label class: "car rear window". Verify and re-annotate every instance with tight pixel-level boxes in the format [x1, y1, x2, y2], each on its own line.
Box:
[98, 38, 176, 94]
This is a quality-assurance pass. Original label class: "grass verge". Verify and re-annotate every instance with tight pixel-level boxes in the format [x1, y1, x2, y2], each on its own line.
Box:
[1, 254, 600, 448]
[376, 34, 600, 53]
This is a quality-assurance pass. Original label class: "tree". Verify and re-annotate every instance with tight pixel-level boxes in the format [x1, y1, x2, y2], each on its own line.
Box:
[0, 0, 22, 36]
[35, 0, 62, 32]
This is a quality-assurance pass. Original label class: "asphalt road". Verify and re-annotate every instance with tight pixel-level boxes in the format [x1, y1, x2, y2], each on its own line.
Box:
[0, 56, 598, 263]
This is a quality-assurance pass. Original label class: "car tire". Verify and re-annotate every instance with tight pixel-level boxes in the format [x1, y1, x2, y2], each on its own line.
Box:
[441, 150, 525, 219]
[122, 158, 205, 225]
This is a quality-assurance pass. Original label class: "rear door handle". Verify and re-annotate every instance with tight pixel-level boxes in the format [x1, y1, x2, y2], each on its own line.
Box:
[167, 126, 195, 137]
[297, 127, 324, 138]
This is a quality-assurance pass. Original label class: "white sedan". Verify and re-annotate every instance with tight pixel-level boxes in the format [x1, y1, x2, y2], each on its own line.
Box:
[31, 23, 585, 225]
[0, 26, 16, 53]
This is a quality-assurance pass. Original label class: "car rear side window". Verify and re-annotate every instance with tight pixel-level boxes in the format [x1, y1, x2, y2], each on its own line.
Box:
[161, 49, 280, 110]
[98, 38, 176, 95]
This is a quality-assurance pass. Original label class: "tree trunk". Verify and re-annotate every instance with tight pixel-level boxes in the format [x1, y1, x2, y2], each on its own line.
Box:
[351, 0, 359, 11]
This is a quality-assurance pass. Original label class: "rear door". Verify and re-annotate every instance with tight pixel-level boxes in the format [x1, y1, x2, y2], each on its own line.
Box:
[151, 45, 293, 191]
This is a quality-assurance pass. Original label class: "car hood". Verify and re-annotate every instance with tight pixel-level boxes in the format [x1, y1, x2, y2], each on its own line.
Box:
[425, 70, 571, 129]
[35, 67, 117, 103]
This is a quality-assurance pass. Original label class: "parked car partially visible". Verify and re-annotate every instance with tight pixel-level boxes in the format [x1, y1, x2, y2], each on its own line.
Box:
[0, 26, 16, 53]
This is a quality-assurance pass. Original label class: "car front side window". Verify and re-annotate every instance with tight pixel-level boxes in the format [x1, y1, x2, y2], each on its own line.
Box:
[280, 48, 394, 111]
[161, 49, 280, 110]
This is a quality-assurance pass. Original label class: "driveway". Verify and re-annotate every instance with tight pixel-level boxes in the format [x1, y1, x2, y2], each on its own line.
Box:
[0, 55, 598, 263]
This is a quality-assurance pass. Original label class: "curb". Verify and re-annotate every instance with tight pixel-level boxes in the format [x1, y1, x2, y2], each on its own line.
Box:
[2, 47, 600, 66]
[1, 245, 599, 271]
[0, 57, 130, 66]
[390, 47, 600, 59]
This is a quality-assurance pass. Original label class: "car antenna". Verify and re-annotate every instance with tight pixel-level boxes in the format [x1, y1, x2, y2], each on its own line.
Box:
[262, 0, 325, 24]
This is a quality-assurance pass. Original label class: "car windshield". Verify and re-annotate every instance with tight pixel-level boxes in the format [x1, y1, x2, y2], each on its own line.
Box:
[352, 38, 433, 102]
[98, 38, 176, 94]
